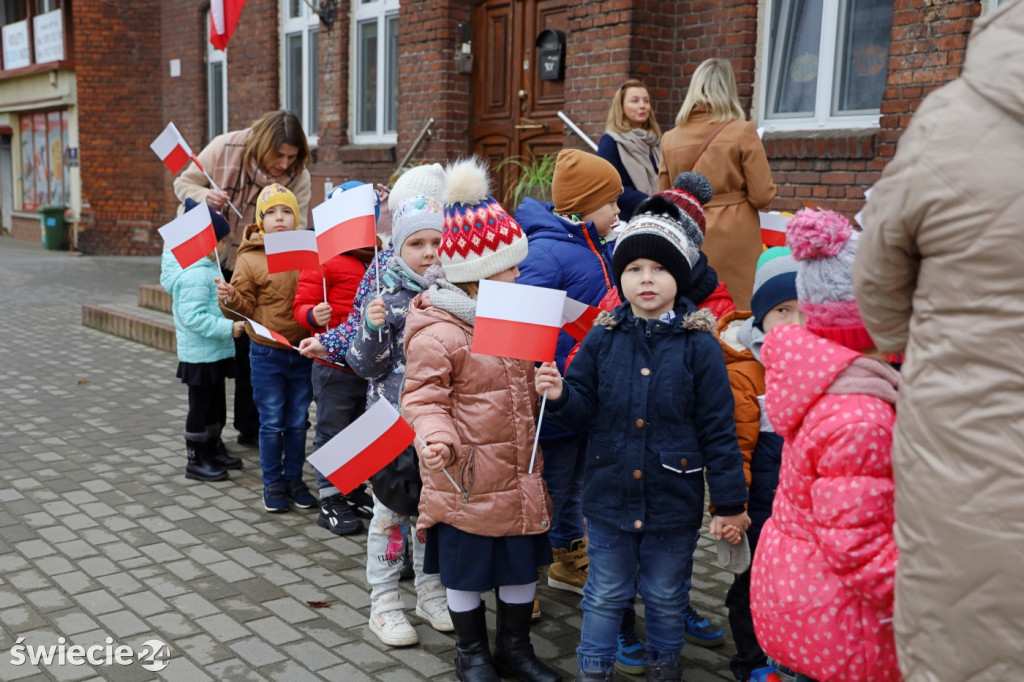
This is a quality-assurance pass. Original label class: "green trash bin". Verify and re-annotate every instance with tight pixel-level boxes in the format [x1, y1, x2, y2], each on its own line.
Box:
[40, 204, 67, 251]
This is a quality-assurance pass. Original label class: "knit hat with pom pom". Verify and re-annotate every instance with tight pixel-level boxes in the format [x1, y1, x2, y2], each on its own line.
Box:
[440, 158, 528, 283]
[787, 208, 875, 352]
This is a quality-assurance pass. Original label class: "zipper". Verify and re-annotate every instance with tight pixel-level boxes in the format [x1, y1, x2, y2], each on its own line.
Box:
[581, 226, 613, 291]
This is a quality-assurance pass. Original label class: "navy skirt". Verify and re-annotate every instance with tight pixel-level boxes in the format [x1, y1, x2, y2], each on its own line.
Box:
[176, 357, 235, 386]
[423, 523, 553, 592]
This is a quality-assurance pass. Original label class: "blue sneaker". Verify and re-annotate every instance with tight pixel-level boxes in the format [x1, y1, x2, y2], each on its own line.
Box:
[683, 605, 725, 647]
[263, 482, 288, 513]
[286, 480, 318, 509]
[614, 630, 645, 675]
[749, 666, 782, 682]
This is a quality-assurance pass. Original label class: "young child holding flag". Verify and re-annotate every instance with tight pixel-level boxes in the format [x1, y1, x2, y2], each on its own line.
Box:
[161, 199, 246, 483]
[401, 159, 560, 682]
[534, 177, 750, 682]
[216, 183, 315, 514]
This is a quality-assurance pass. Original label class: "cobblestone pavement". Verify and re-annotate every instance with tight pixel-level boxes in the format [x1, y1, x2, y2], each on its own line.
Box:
[0, 236, 740, 682]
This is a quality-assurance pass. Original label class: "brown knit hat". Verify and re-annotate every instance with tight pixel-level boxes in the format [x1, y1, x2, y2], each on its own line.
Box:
[552, 149, 623, 218]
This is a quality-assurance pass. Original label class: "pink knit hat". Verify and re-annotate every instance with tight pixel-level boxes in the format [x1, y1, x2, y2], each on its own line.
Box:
[786, 208, 875, 352]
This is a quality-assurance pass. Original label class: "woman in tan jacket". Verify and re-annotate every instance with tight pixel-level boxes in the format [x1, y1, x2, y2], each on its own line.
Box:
[659, 59, 776, 310]
[402, 159, 557, 682]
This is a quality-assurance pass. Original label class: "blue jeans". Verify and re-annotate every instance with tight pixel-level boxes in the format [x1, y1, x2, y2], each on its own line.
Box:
[577, 519, 699, 672]
[311, 362, 367, 495]
[540, 435, 585, 549]
[249, 343, 313, 486]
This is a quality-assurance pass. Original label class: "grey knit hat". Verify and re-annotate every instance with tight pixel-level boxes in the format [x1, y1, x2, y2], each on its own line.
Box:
[388, 164, 447, 214]
[391, 194, 444, 255]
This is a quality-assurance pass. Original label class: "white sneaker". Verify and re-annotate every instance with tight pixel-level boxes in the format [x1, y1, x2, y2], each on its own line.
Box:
[415, 581, 454, 632]
[369, 590, 419, 647]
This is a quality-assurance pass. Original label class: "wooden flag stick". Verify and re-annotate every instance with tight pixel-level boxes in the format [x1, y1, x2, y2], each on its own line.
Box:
[415, 435, 461, 495]
[322, 276, 330, 333]
[198, 165, 244, 220]
[528, 389, 548, 474]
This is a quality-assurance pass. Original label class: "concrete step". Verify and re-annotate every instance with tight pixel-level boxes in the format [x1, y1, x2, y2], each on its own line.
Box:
[82, 302, 175, 353]
[138, 283, 172, 313]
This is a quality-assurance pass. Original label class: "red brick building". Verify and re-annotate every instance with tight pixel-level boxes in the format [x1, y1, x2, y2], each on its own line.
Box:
[0, 0, 1010, 254]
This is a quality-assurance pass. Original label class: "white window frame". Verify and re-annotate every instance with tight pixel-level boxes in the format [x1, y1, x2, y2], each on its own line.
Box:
[351, 0, 399, 145]
[207, 19, 229, 140]
[984, 0, 1010, 11]
[758, 0, 891, 133]
[281, 0, 319, 147]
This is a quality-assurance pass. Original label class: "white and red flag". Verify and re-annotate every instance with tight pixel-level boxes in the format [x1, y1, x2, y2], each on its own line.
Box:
[247, 319, 294, 348]
[473, 280, 566, 362]
[308, 399, 416, 495]
[312, 183, 376, 264]
[264, 229, 321, 274]
[759, 211, 792, 248]
[209, 0, 247, 51]
[561, 296, 601, 343]
[158, 201, 216, 269]
[151, 122, 198, 175]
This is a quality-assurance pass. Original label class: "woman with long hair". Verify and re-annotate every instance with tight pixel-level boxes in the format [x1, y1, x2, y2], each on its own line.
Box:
[597, 79, 663, 220]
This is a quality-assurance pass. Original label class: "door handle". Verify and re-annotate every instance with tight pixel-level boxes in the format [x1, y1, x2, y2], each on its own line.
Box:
[514, 123, 549, 130]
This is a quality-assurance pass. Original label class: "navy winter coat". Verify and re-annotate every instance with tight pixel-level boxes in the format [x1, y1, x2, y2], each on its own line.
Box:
[547, 302, 748, 533]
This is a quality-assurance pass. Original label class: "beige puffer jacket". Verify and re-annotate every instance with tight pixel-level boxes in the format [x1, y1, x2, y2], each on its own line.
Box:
[401, 288, 553, 538]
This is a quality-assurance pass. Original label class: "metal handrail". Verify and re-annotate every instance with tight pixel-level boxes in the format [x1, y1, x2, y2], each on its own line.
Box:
[395, 118, 435, 176]
[558, 111, 598, 151]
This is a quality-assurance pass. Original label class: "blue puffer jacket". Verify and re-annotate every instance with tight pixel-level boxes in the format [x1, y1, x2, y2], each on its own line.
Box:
[160, 250, 235, 364]
[547, 301, 748, 533]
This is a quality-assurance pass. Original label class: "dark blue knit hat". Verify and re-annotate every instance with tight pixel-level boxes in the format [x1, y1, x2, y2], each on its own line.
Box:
[750, 247, 798, 328]
[184, 198, 230, 241]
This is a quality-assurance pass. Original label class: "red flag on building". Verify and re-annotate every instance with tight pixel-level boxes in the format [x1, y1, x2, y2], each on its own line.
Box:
[307, 400, 416, 495]
[312, 183, 377, 264]
[150, 122, 196, 175]
[158, 202, 216, 269]
[209, 0, 247, 51]
[264, 230, 321, 274]
[472, 280, 566, 363]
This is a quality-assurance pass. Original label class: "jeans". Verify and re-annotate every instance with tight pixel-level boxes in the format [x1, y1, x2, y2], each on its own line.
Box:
[577, 519, 699, 673]
[310, 362, 368, 495]
[249, 343, 313, 486]
[366, 495, 427, 600]
[540, 435, 586, 549]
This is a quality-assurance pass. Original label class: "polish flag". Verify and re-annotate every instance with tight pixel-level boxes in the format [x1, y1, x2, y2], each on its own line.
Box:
[473, 280, 566, 362]
[561, 297, 601, 343]
[312, 183, 376, 264]
[210, 0, 247, 51]
[151, 123, 196, 175]
[759, 211, 793, 248]
[264, 230, 321, 274]
[158, 202, 216, 269]
[246, 319, 293, 348]
[308, 400, 416, 495]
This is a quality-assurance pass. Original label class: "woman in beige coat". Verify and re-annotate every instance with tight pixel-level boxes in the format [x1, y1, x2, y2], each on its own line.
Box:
[852, 4, 1024, 680]
[659, 59, 776, 310]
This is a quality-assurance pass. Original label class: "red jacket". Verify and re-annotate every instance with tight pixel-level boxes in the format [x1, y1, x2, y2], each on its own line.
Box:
[293, 252, 367, 333]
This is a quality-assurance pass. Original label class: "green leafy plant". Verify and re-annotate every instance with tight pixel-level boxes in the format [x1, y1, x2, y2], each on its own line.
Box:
[496, 153, 558, 208]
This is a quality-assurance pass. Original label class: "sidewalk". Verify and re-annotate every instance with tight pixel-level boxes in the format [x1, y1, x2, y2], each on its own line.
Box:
[0, 237, 738, 681]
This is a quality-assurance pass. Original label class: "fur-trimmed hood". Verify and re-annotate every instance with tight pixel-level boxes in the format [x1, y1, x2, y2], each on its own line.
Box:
[595, 300, 717, 334]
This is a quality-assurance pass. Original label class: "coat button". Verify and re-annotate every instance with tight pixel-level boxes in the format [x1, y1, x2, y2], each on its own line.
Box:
[633, 469, 642, 479]
[680, 458, 688, 467]
[540, 520, 549, 528]
[635, 418, 644, 428]
[633, 520, 643, 529]
[640, 367, 650, 376]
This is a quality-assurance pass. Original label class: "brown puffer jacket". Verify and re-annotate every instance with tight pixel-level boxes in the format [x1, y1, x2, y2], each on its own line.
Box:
[401, 288, 553, 538]
[220, 223, 308, 349]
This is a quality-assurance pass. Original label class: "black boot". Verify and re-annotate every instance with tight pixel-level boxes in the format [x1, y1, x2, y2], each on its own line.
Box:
[450, 604, 500, 682]
[493, 598, 561, 681]
[574, 671, 613, 682]
[185, 441, 229, 482]
[206, 425, 243, 469]
[645, 660, 682, 682]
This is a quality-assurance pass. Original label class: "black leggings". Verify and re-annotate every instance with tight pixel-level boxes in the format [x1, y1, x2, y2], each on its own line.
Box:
[186, 381, 227, 437]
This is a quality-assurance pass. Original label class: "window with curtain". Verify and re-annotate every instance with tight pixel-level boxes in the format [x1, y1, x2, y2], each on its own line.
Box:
[353, 0, 399, 144]
[762, 0, 893, 130]
[207, 17, 228, 140]
[282, 0, 319, 145]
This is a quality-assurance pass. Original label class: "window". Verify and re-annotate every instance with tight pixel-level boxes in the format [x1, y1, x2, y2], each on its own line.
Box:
[2, 0, 27, 23]
[352, 0, 399, 144]
[18, 110, 67, 211]
[207, 18, 228, 139]
[282, 0, 319, 145]
[761, 0, 893, 131]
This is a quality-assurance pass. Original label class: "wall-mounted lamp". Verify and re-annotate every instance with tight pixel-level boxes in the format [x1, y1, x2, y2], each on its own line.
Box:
[317, 0, 338, 27]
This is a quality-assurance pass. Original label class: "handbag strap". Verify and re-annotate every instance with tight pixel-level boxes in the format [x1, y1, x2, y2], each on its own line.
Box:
[685, 120, 732, 172]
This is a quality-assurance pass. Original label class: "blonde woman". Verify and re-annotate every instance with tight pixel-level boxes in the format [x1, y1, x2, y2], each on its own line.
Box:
[659, 59, 776, 310]
[597, 79, 663, 220]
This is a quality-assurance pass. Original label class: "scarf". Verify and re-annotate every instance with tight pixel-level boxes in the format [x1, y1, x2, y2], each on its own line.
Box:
[825, 356, 901, 405]
[607, 128, 661, 195]
[427, 279, 477, 326]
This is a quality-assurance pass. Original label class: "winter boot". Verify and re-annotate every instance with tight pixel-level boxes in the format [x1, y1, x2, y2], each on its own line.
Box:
[645, 660, 682, 682]
[492, 598, 561, 681]
[450, 604, 500, 682]
[206, 425, 243, 470]
[184, 440, 229, 482]
[574, 670, 614, 682]
[548, 538, 588, 595]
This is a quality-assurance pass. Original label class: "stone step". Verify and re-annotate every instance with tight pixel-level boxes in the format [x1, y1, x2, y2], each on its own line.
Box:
[81, 302, 176, 353]
[138, 283, 172, 313]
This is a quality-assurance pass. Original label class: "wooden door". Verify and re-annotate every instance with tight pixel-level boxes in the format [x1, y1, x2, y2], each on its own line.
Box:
[471, 0, 567, 208]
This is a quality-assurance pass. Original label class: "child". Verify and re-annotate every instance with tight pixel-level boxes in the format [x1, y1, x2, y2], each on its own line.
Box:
[534, 177, 750, 682]
[402, 159, 559, 682]
[716, 247, 799, 682]
[749, 209, 900, 682]
[161, 199, 246, 482]
[216, 183, 315, 513]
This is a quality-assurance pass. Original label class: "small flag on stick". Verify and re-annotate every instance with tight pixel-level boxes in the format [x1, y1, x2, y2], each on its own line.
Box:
[561, 297, 601, 343]
[158, 202, 216, 269]
[247, 319, 294, 348]
[151, 122, 196, 175]
[312, 183, 377, 264]
[759, 211, 793, 248]
[473, 280, 566, 363]
[264, 230, 321, 274]
[308, 400, 416, 495]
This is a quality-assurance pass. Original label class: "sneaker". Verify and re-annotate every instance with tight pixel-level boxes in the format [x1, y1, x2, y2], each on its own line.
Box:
[749, 666, 782, 682]
[369, 590, 419, 647]
[532, 593, 541, 621]
[317, 493, 364, 535]
[415, 581, 454, 632]
[286, 480, 318, 509]
[548, 538, 588, 595]
[683, 605, 725, 647]
[346, 486, 374, 519]
[614, 630, 646, 675]
[263, 482, 288, 513]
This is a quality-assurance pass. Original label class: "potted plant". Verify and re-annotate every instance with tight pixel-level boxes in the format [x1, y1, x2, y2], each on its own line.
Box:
[496, 153, 558, 209]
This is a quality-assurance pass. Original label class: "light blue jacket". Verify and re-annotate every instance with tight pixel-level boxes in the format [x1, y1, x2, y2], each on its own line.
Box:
[160, 250, 235, 364]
